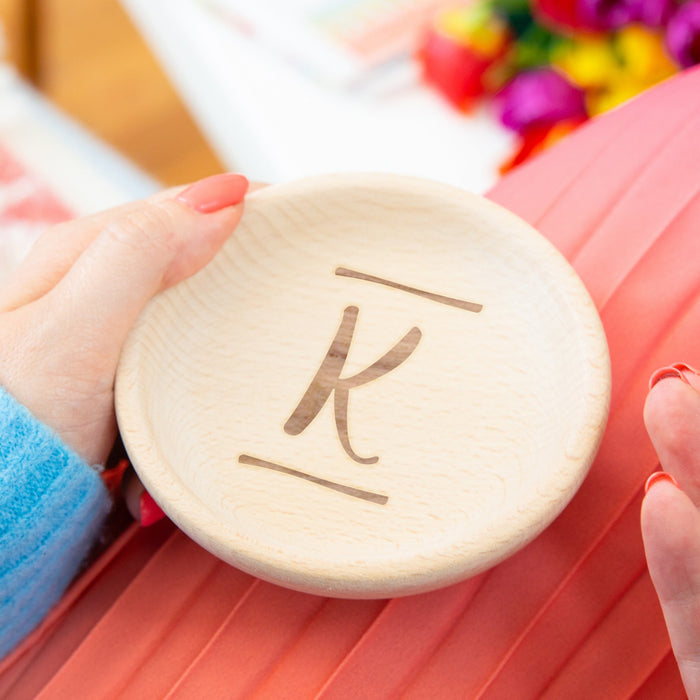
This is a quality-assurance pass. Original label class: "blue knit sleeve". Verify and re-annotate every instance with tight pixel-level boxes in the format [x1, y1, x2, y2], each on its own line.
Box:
[0, 386, 111, 659]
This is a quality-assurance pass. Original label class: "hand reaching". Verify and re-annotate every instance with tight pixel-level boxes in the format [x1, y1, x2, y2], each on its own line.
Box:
[642, 363, 700, 699]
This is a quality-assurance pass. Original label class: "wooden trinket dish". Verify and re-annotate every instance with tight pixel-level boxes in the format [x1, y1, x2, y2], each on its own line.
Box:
[116, 173, 610, 598]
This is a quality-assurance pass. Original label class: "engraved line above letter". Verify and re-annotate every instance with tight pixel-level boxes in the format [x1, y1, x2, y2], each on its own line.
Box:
[335, 267, 483, 313]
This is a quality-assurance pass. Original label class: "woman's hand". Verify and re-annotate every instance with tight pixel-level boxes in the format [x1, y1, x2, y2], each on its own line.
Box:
[642, 363, 700, 699]
[0, 173, 248, 467]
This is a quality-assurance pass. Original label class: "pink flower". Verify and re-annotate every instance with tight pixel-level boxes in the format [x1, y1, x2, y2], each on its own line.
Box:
[497, 68, 587, 133]
[666, 1, 700, 67]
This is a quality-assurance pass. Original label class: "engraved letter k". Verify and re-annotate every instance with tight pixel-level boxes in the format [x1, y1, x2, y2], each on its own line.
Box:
[284, 306, 421, 464]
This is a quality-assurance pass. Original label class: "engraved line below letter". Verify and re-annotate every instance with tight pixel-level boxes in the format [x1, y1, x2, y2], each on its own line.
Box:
[238, 454, 389, 505]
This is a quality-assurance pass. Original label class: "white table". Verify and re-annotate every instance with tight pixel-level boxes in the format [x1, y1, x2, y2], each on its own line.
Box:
[120, 0, 514, 193]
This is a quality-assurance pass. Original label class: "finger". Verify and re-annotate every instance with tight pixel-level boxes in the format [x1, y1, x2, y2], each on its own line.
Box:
[0, 179, 267, 312]
[122, 465, 166, 526]
[645, 364, 700, 503]
[642, 474, 700, 699]
[0, 187, 183, 312]
[39, 173, 248, 359]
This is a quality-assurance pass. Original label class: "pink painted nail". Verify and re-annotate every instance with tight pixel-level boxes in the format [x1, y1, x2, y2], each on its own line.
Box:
[649, 365, 691, 390]
[672, 362, 700, 378]
[140, 491, 166, 527]
[644, 471, 680, 494]
[176, 173, 249, 213]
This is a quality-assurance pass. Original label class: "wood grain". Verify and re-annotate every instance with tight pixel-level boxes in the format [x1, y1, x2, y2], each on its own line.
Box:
[0, 0, 37, 79]
[115, 173, 611, 598]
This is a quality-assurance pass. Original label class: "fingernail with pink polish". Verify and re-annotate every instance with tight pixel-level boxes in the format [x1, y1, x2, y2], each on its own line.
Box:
[176, 173, 249, 213]
[649, 365, 691, 390]
[672, 362, 700, 379]
[644, 471, 680, 494]
[140, 491, 166, 527]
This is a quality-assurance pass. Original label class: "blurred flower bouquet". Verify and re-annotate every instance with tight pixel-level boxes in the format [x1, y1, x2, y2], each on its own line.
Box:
[419, 0, 700, 170]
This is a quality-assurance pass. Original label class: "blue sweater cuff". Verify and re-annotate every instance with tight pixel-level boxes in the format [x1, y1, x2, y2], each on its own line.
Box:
[0, 386, 111, 659]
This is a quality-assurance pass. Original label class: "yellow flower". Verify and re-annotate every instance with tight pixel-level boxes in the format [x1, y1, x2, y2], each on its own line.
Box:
[615, 25, 676, 84]
[552, 35, 621, 90]
[587, 27, 676, 115]
[587, 81, 643, 114]
[435, 5, 509, 56]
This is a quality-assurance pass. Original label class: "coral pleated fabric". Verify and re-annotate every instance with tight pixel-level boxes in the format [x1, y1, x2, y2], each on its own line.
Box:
[3, 66, 700, 699]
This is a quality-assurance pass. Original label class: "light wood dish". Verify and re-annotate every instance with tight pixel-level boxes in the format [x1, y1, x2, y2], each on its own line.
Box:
[115, 173, 610, 598]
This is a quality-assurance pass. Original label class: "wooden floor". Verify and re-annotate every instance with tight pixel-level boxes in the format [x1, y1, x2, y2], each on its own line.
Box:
[1, 0, 224, 187]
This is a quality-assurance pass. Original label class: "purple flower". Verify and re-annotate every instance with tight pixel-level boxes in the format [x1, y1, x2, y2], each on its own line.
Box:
[578, 0, 635, 29]
[666, 1, 700, 67]
[578, 0, 674, 29]
[628, 0, 675, 26]
[497, 69, 587, 133]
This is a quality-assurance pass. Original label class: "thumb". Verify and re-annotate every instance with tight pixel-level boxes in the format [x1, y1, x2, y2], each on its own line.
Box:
[0, 174, 248, 465]
[642, 473, 700, 699]
[41, 173, 248, 356]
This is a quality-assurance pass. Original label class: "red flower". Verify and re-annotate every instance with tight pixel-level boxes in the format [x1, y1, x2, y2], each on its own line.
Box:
[418, 4, 510, 109]
[532, 0, 583, 30]
[420, 29, 496, 108]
